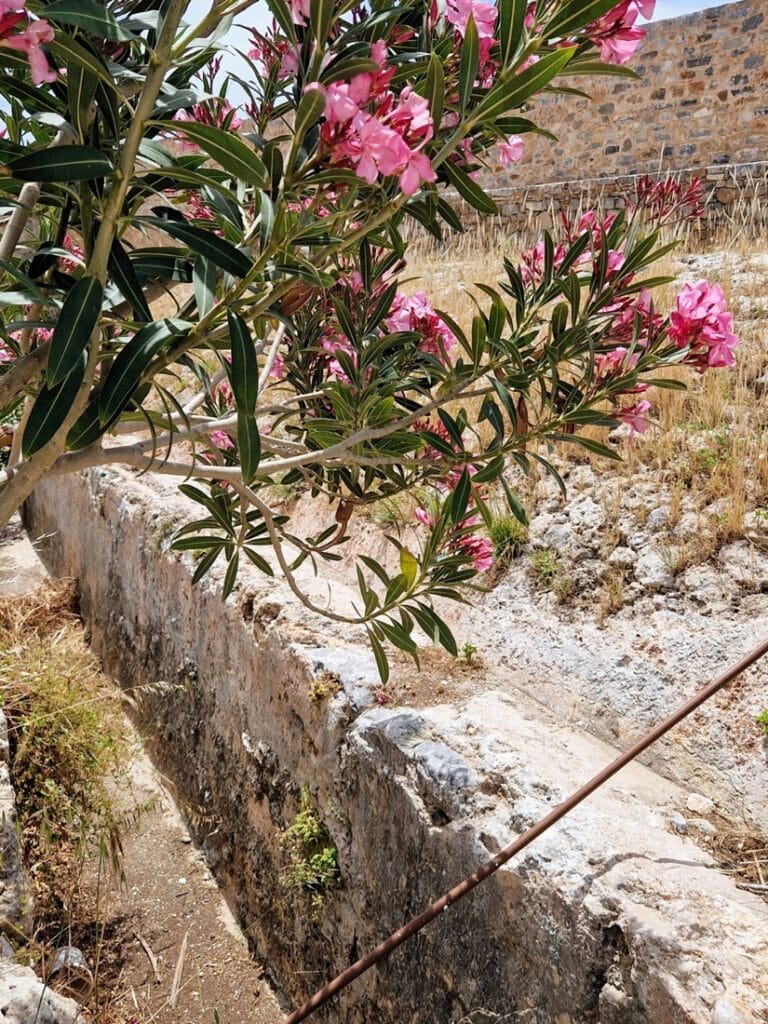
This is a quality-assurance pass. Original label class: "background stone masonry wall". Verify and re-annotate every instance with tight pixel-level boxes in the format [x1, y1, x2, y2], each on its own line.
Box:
[462, 0, 768, 235]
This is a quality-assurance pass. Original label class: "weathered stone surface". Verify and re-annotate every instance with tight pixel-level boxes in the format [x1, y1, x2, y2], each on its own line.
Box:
[0, 962, 85, 1024]
[23, 470, 768, 1023]
[634, 549, 674, 590]
[0, 713, 32, 938]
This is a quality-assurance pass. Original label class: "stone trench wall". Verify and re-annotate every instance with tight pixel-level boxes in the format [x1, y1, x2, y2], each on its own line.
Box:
[23, 470, 768, 1024]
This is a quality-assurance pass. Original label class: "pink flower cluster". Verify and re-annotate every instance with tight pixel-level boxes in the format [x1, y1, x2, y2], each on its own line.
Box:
[445, 0, 497, 78]
[386, 291, 456, 361]
[614, 399, 653, 436]
[249, 26, 298, 80]
[0, 0, 54, 85]
[498, 135, 524, 170]
[174, 100, 243, 150]
[635, 174, 704, 224]
[58, 234, 84, 275]
[414, 506, 493, 574]
[319, 41, 436, 195]
[587, 1, 655, 65]
[669, 279, 739, 371]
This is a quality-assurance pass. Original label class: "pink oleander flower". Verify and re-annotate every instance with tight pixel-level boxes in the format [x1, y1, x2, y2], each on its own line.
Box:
[517, 53, 540, 73]
[498, 135, 524, 168]
[321, 332, 357, 382]
[248, 27, 299, 80]
[58, 234, 84, 275]
[0, 340, 14, 363]
[209, 430, 234, 450]
[174, 100, 243, 150]
[414, 506, 433, 527]
[520, 239, 566, 286]
[595, 346, 639, 377]
[455, 531, 494, 573]
[445, 0, 497, 39]
[289, 0, 310, 26]
[669, 279, 739, 371]
[588, 0, 655, 66]
[387, 291, 456, 362]
[413, 506, 493, 573]
[615, 399, 652, 437]
[1, 5, 55, 86]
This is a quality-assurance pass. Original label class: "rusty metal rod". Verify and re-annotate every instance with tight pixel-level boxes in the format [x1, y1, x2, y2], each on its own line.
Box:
[281, 636, 768, 1024]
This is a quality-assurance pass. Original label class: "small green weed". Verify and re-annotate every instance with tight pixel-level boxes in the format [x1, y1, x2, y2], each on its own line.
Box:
[281, 785, 341, 904]
[368, 496, 408, 529]
[529, 548, 560, 582]
[528, 548, 573, 603]
[308, 669, 342, 704]
[460, 641, 477, 664]
[756, 709, 768, 736]
[488, 513, 528, 566]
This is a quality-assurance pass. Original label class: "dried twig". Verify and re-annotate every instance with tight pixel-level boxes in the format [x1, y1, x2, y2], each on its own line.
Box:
[169, 930, 188, 1009]
[134, 931, 161, 984]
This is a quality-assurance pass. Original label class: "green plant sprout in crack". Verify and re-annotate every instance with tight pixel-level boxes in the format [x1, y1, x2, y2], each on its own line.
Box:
[461, 641, 478, 665]
[281, 786, 341, 906]
[308, 670, 342, 704]
[756, 709, 768, 737]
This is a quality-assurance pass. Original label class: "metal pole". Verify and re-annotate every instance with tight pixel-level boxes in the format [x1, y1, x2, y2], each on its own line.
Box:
[282, 637, 768, 1024]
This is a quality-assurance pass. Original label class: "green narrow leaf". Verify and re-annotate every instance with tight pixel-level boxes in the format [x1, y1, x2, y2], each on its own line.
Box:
[227, 311, 258, 416]
[310, 0, 335, 46]
[498, 0, 527, 66]
[158, 121, 268, 188]
[99, 319, 187, 423]
[47, 276, 103, 387]
[191, 546, 221, 584]
[423, 51, 444, 129]
[366, 628, 390, 684]
[7, 145, 113, 182]
[459, 16, 479, 111]
[293, 85, 327, 147]
[237, 411, 261, 483]
[400, 549, 418, 590]
[259, 191, 275, 249]
[22, 352, 86, 457]
[222, 552, 240, 600]
[442, 160, 498, 215]
[147, 216, 252, 278]
[44, 0, 131, 40]
[193, 256, 217, 320]
[108, 238, 152, 322]
[447, 470, 472, 524]
[410, 603, 458, 657]
[67, 61, 98, 142]
[545, 0, 627, 40]
[470, 48, 576, 124]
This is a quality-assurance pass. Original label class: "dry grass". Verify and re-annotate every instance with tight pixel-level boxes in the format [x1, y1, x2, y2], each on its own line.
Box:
[407, 218, 768, 570]
[0, 581, 134, 1021]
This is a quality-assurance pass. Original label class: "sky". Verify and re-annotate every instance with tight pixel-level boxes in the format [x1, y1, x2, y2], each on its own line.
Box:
[653, 0, 738, 17]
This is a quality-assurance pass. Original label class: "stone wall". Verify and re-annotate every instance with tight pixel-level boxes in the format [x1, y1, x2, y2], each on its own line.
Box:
[450, 160, 768, 238]
[491, 0, 768, 189]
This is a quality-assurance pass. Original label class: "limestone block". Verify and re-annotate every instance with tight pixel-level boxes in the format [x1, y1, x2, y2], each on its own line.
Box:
[0, 962, 85, 1024]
